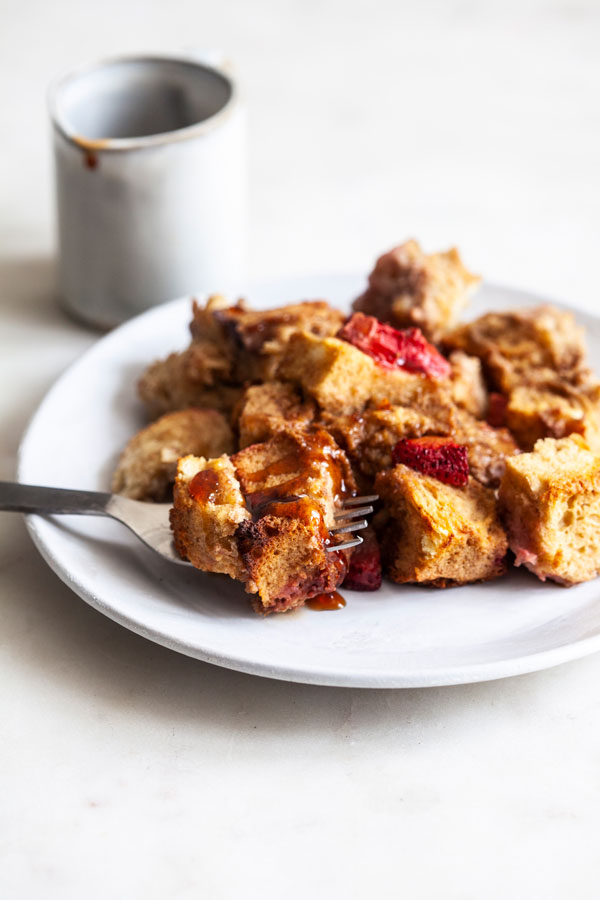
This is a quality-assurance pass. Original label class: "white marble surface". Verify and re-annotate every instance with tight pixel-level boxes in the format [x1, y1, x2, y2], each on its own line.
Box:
[2, 1, 600, 897]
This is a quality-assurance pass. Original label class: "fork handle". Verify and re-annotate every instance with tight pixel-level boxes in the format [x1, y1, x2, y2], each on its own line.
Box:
[0, 482, 112, 516]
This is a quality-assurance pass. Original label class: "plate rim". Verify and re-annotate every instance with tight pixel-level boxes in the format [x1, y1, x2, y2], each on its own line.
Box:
[17, 278, 600, 688]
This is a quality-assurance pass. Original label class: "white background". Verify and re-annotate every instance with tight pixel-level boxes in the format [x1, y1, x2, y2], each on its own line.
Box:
[1, 1, 600, 897]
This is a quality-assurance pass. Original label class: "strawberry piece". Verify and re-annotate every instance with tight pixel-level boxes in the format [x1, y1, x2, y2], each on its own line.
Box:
[338, 312, 451, 379]
[392, 436, 469, 486]
[342, 528, 382, 591]
[487, 392, 507, 428]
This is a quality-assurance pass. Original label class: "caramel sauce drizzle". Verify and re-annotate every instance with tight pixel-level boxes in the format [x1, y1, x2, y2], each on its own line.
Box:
[306, 591, 346, 611]
[188, 468, 221, 504]
[187, 428, 351, 610]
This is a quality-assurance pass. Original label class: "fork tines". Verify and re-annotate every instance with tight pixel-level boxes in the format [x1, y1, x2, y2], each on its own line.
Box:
[326, 494, 379, 552]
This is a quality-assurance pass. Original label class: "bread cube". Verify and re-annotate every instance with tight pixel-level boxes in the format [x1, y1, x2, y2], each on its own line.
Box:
[171, 455, 251, 580]
[353, 240, 480, 342]
[236, 383, 316, 448]
[112, 408, 234, 501]
[505, 383, 600, 451]
[448, 350, 488, 418]
[138, 346, 242, 419]
[374, 464, 507, 586]
[236, 512, 348, 614]
[450, 408, 519, 488]
[232, 426, 354, 529]
[278, 332, 376, 414]
[213, 299, 345, 382]
[498, 436, 600, 584]
[443, 305, 589, 393]
[170, 428, 355, 613]
[139, 297, 343, 417]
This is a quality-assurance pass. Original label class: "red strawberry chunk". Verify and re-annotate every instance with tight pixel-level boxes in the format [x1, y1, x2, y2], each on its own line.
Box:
[392, 436, 469, 487]
[338, 312, 451, 379]
[342, 528, 382, 591]
[487, 392, 508, 428]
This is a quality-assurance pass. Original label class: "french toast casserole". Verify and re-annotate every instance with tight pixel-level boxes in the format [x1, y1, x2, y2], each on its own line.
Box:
[112, 239, 600, 613]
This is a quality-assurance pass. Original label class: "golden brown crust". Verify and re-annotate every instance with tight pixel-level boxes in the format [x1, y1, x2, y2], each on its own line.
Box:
[353, 240, 481, 342]
[212, 299, 345, 382]
[171, 455, 251, 580]
[139, 297, 345, 418]
[112, 409, 235, 501]
[375, 465, 507, 585]
[448, 351, 488, 418]
[505, 381, 600, 451]
[138, 348, 243, 419]
[322, 402, 517, 489]
[235, 382, 317, 448]
[443, 306, 590, 393]
[170, 428, 355, 612]
[278, 332, 376, 415]
[237, 515, 347, 614]
[498, 435, 600, 584]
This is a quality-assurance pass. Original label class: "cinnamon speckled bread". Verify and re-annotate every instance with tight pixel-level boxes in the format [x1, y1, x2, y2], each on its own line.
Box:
[375, 464, 507, 586]
[211, 300, 345, 383]
[138, 346, 243, 419]
[170, 428, 354, 613]
[323, 402, 517, 489]
[443, 306, 589, 393]
[139, 297, 344, 418]
[498, 435, 600, 585]
[505, 381, 600, 451]
[353, 240, 481, 342]
[279, 330, 456, 419]
[112, 408, 235, 502]
[236, 382, 316, 448]
[171, 454, 251, 581]
[448, 350, 488, 418]
[278, 332, 376, 415]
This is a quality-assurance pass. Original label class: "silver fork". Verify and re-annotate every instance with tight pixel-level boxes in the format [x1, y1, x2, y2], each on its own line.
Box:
[0, 482, 377, 561]
[330, 494, 379, 551]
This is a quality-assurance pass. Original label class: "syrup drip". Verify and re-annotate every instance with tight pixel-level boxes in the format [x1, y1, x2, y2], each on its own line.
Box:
[239, 428, 349, 518]
[306, 591, 346, 611]
[188, 468, 221, 503]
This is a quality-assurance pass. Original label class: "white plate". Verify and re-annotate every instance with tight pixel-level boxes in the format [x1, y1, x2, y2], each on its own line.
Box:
[17, 275, 600, 688]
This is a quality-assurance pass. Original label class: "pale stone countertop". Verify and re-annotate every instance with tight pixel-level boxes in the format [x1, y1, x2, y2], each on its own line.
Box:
[1, 1, 600, 898]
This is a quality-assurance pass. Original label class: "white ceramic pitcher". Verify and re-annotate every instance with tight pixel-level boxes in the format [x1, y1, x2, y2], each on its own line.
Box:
[49, 54, 246, 329]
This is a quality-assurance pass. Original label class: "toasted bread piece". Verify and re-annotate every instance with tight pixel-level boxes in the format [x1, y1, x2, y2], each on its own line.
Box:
[236, 383, 316, 448]
[138, 347, 243, 419]
[279, 329, 456, 420]
[236, 512, 348, 614]
[232, 427, 354, 612]
[278, 332, 376, 415]
[443, 306, 589, 393]
[232, 426, 354, 529]
[353, 240, 481, 342]
[171, 455, 251, 580]
[213, 300, 345, 382]
[448, 351, 488, 418]
[112, 409, 235, 501]
[375, 464, 507, 586]
[450, 408, 519, 488]
[170, 429, 355, 613]
[322, 400, 516, 488]
[139, 297, 343, 417]
[369, 365, 454, 416]
[505, 382, 600, 451]
[323, 406, 439, 480]
[498, 436, 600, 584]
